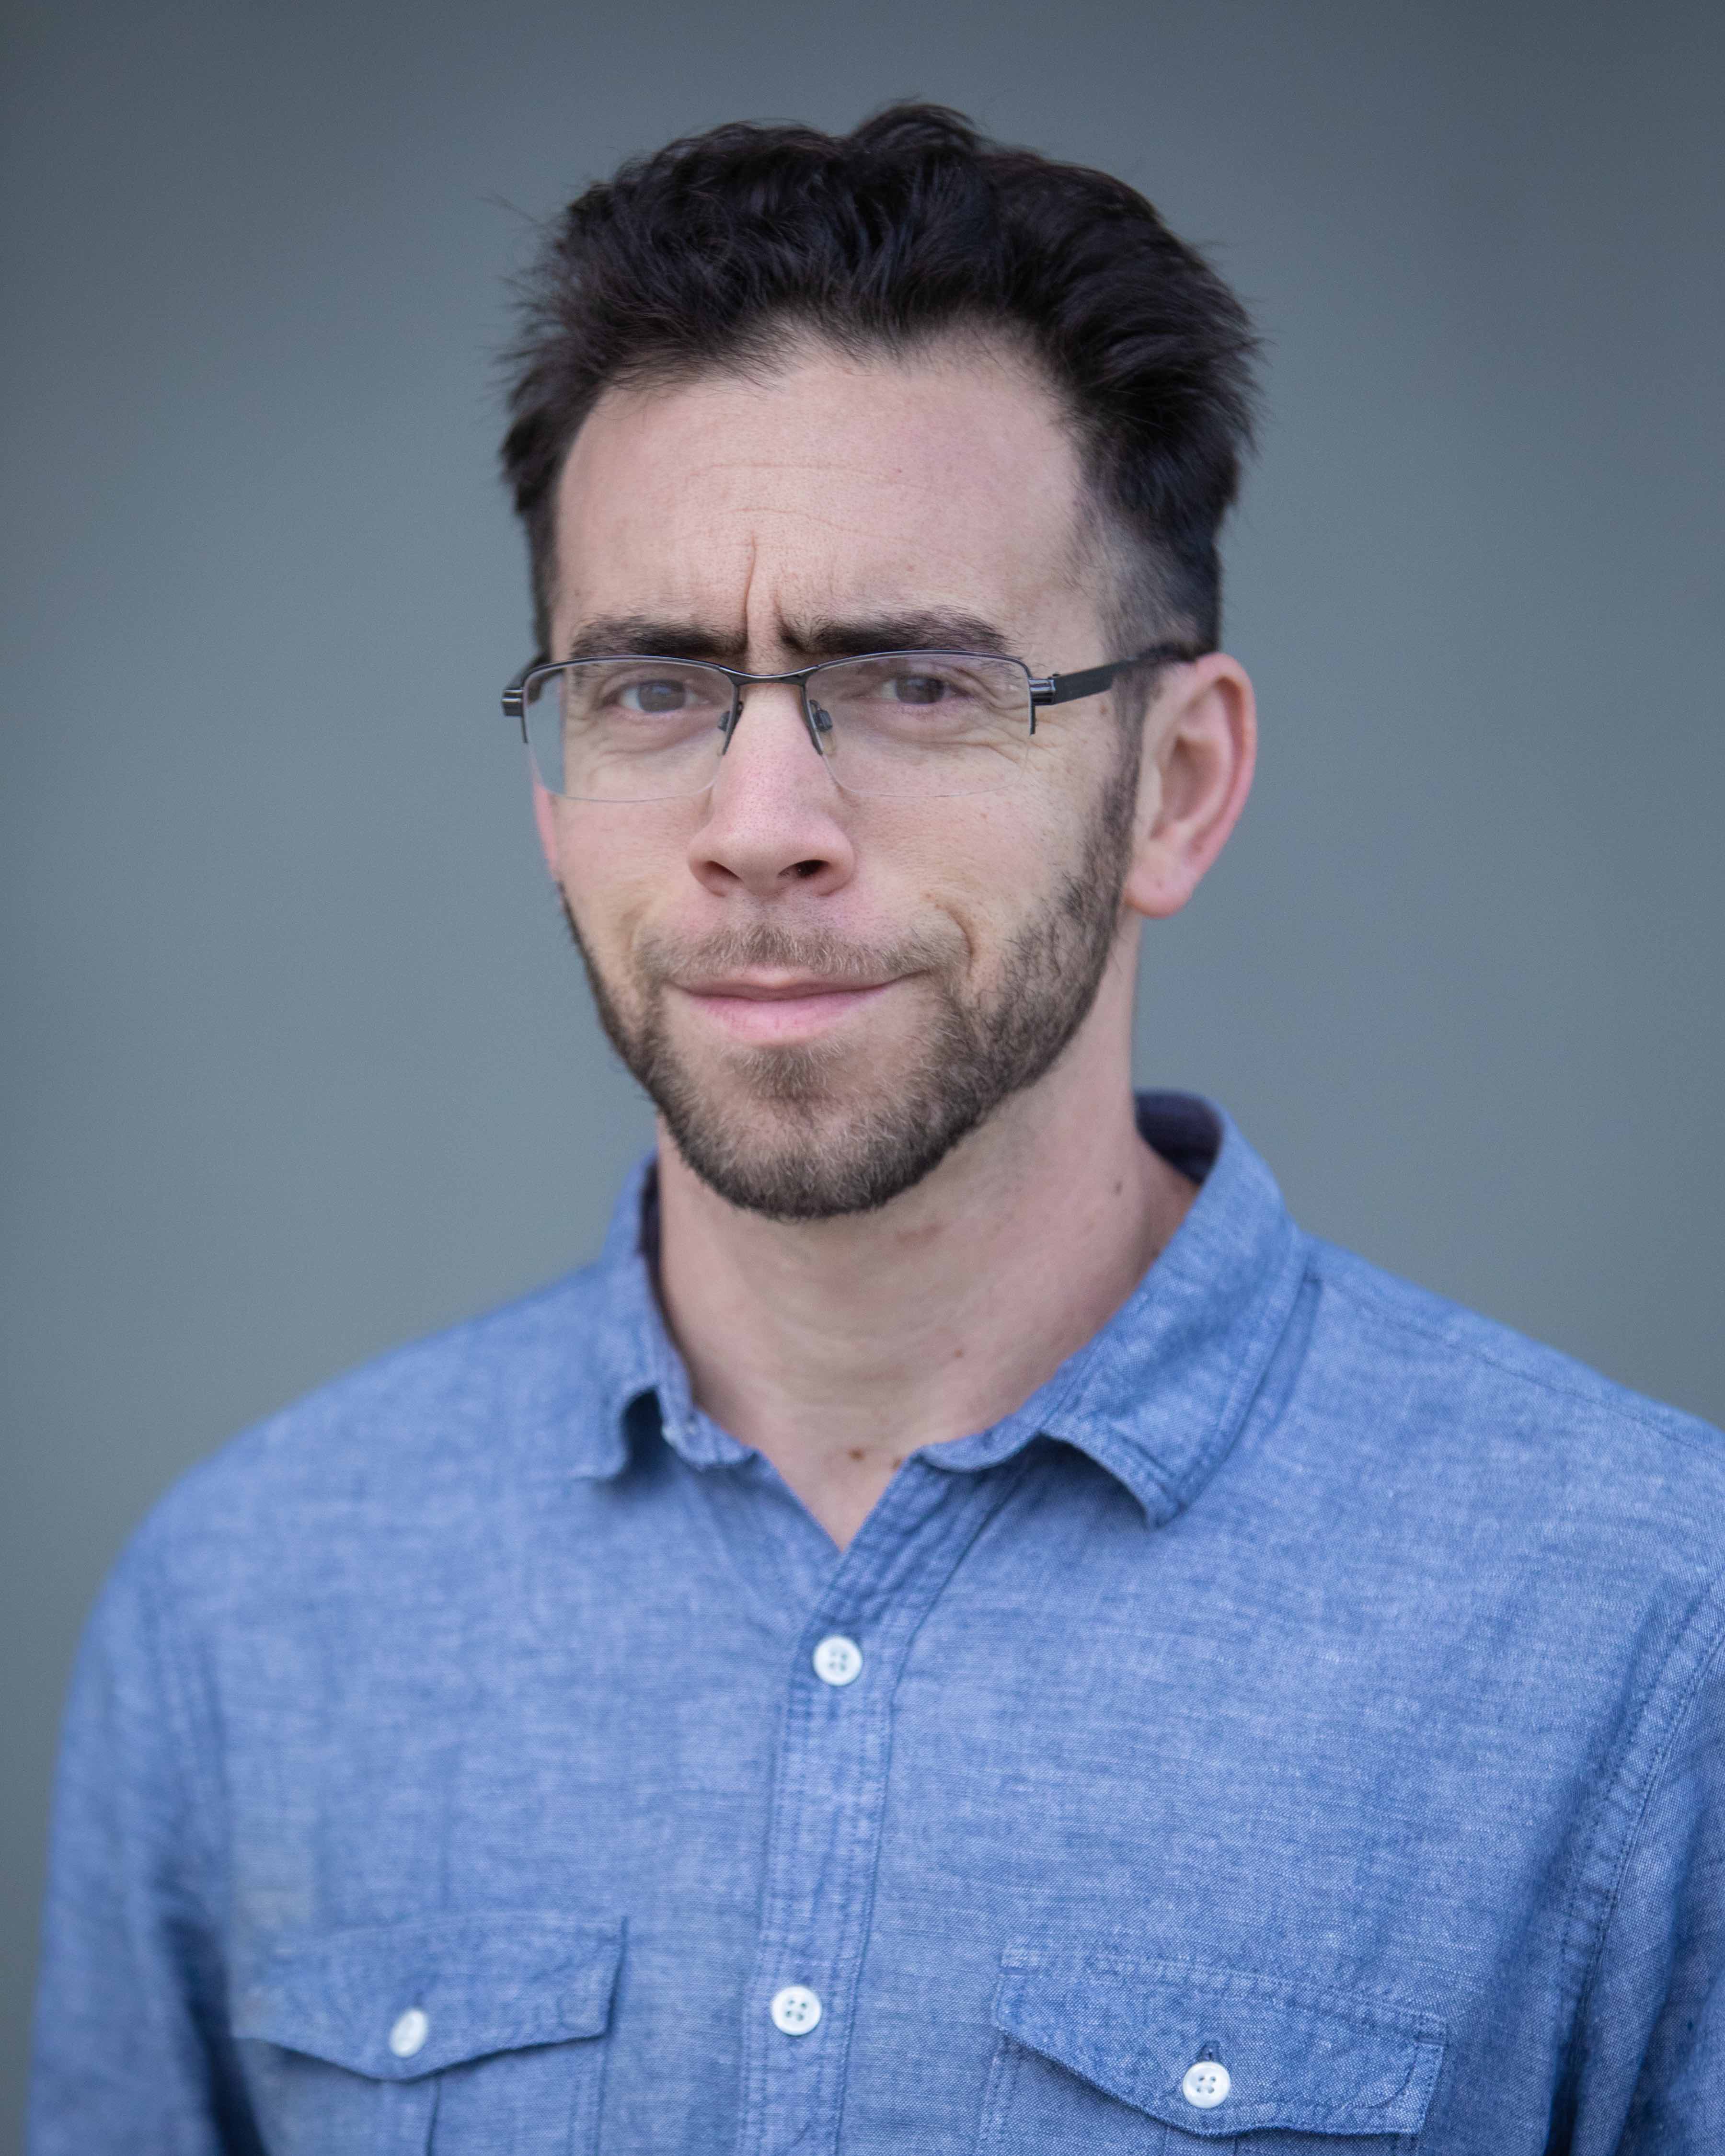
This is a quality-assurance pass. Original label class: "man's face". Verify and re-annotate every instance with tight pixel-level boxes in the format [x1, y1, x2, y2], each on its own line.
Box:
[540, 336, 1147, 1218]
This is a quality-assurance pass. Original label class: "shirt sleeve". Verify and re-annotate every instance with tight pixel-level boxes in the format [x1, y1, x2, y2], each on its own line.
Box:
[28, 1536, 261, 2156]
[1569, 1594, 1725, 2156]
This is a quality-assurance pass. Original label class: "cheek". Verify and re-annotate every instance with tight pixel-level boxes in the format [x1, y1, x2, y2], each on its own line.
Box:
[965, 759, 1101, 873]
[886, 787, 1083, 955]
[531, 783, 560, 877]
[546, 805, 683, 954]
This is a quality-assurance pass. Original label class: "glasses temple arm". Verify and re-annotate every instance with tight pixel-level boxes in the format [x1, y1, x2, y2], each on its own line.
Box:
[1028, 641, 1205, 710]
[501, 657, 548, 723]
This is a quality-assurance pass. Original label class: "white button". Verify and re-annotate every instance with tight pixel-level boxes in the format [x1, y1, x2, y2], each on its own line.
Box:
[389, 2007, 429, 2058]
[770, 1984, 823, 2036]
[812, 1635, 863, 1687]
[1182, 2059, 1230, 2108]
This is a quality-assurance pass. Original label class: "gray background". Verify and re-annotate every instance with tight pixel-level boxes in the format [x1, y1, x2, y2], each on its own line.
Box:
[3, 0, 1721, 2139]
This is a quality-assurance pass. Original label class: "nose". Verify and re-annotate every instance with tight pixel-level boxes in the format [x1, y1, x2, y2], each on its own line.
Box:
[686, 683, 856, 900]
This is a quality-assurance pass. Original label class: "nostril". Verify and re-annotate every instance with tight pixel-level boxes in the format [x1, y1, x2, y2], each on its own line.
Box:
[793, 859, 824, 879]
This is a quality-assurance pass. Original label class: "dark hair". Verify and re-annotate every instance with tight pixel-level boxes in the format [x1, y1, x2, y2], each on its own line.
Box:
[502, 104, 1258, 657]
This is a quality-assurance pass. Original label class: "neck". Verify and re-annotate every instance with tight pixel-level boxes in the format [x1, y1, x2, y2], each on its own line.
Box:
[653, 971, 1196, 1547]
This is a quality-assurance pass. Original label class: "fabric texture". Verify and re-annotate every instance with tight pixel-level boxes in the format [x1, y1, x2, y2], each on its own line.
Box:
[29, 1095, 1725, 2154]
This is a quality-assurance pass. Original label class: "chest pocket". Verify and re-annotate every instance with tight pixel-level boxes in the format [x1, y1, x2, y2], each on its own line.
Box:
[977, 1947, 1445, 2154]
[232, 1911, 623, 2156]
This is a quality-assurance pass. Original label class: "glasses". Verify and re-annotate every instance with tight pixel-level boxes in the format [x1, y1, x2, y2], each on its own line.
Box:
[502, 643, 1200, 803]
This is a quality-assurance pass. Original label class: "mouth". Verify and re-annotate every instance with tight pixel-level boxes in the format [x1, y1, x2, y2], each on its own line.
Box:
[672, 971, 898, 1044]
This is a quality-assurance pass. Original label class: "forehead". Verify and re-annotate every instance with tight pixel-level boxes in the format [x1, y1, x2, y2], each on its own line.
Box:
[550, 336, 1089, 644]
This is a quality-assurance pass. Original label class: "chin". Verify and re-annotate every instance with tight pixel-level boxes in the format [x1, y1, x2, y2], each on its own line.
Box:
[657, 1056, 992, 1222]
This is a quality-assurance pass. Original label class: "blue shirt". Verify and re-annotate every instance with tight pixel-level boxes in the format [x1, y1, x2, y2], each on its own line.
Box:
[29, 1095, 1725, 2155]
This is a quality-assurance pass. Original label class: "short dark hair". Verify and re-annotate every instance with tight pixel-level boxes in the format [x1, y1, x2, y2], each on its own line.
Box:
[501, 104, 1258, 658]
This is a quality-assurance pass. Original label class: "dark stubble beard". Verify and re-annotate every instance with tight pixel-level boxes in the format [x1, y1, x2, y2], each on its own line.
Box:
[562, 749, 1141, 1221]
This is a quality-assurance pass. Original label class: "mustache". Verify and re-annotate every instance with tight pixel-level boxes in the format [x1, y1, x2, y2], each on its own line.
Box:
[634, 920, 960, 986]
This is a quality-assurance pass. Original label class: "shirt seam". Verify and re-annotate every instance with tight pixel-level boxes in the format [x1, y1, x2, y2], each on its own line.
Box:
[1315, 1254, 1723, 1466]
[1557, 1569, 1725, 2048]
[133, 1540, 231, 1941]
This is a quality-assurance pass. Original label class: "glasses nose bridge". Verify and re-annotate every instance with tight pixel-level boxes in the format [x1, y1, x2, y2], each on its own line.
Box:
[726, 665, 827, 757]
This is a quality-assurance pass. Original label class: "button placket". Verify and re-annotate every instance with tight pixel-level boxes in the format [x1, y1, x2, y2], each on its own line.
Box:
[737, 1459, 1030, 2156]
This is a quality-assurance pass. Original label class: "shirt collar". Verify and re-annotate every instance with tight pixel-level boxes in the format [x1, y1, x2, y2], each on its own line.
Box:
[924, 1094, 1310, 1522]
[523, 1092, 1309, 1525]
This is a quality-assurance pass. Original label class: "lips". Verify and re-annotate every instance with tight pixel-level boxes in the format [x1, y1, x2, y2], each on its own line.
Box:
[678, 973, 890, 999]
[673, 973, 896, 1043]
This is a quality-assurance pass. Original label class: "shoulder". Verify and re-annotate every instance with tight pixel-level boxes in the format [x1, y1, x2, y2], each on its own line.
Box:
[113, 1265, 613, 1611]
[1307, 1235, 1719, 1457]
[1299, 1235, 1725, 1575]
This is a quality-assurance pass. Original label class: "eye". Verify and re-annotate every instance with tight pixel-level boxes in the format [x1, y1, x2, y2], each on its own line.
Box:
[617, 677, 693, 714]
[885, 670, 955, 706]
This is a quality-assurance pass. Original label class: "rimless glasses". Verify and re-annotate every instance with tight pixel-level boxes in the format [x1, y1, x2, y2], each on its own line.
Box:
[502, 643, 1201, 804]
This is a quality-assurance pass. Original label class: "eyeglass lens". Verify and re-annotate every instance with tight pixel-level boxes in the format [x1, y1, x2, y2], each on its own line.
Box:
[521, 654, 1036, 803]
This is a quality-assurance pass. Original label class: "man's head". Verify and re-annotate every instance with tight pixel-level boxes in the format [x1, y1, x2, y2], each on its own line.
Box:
[502, 108, 1259, 1220]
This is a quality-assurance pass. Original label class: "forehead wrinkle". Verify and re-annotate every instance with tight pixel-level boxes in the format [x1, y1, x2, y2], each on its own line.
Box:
[736, 529, 763, 653]
[677, 501, 941, 556]
[677, 452, 975, 508]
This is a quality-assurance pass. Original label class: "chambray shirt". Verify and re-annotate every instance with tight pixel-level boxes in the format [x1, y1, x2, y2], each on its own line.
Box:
[30, 1096, 1725, 2155]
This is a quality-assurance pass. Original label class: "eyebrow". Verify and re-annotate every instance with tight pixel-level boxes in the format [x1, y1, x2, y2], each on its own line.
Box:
[560, 610, 1017, 667]
[785, 612, 1015, 662]
[562, 617, 747, 665]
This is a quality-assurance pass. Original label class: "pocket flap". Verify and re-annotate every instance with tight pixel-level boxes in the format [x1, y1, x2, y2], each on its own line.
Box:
[234, 1912, 624, 2081]
[994, 1948, 1444, 2138]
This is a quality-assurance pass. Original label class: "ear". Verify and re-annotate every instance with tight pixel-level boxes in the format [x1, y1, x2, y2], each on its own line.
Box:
[1122, 653, 1256, 920]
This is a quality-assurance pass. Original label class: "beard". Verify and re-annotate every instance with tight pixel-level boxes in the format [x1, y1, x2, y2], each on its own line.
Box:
[562, 751, 1141, 1221]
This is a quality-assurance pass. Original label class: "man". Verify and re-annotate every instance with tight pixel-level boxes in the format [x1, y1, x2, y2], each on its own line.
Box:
[29, 104, 1724, 2155]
